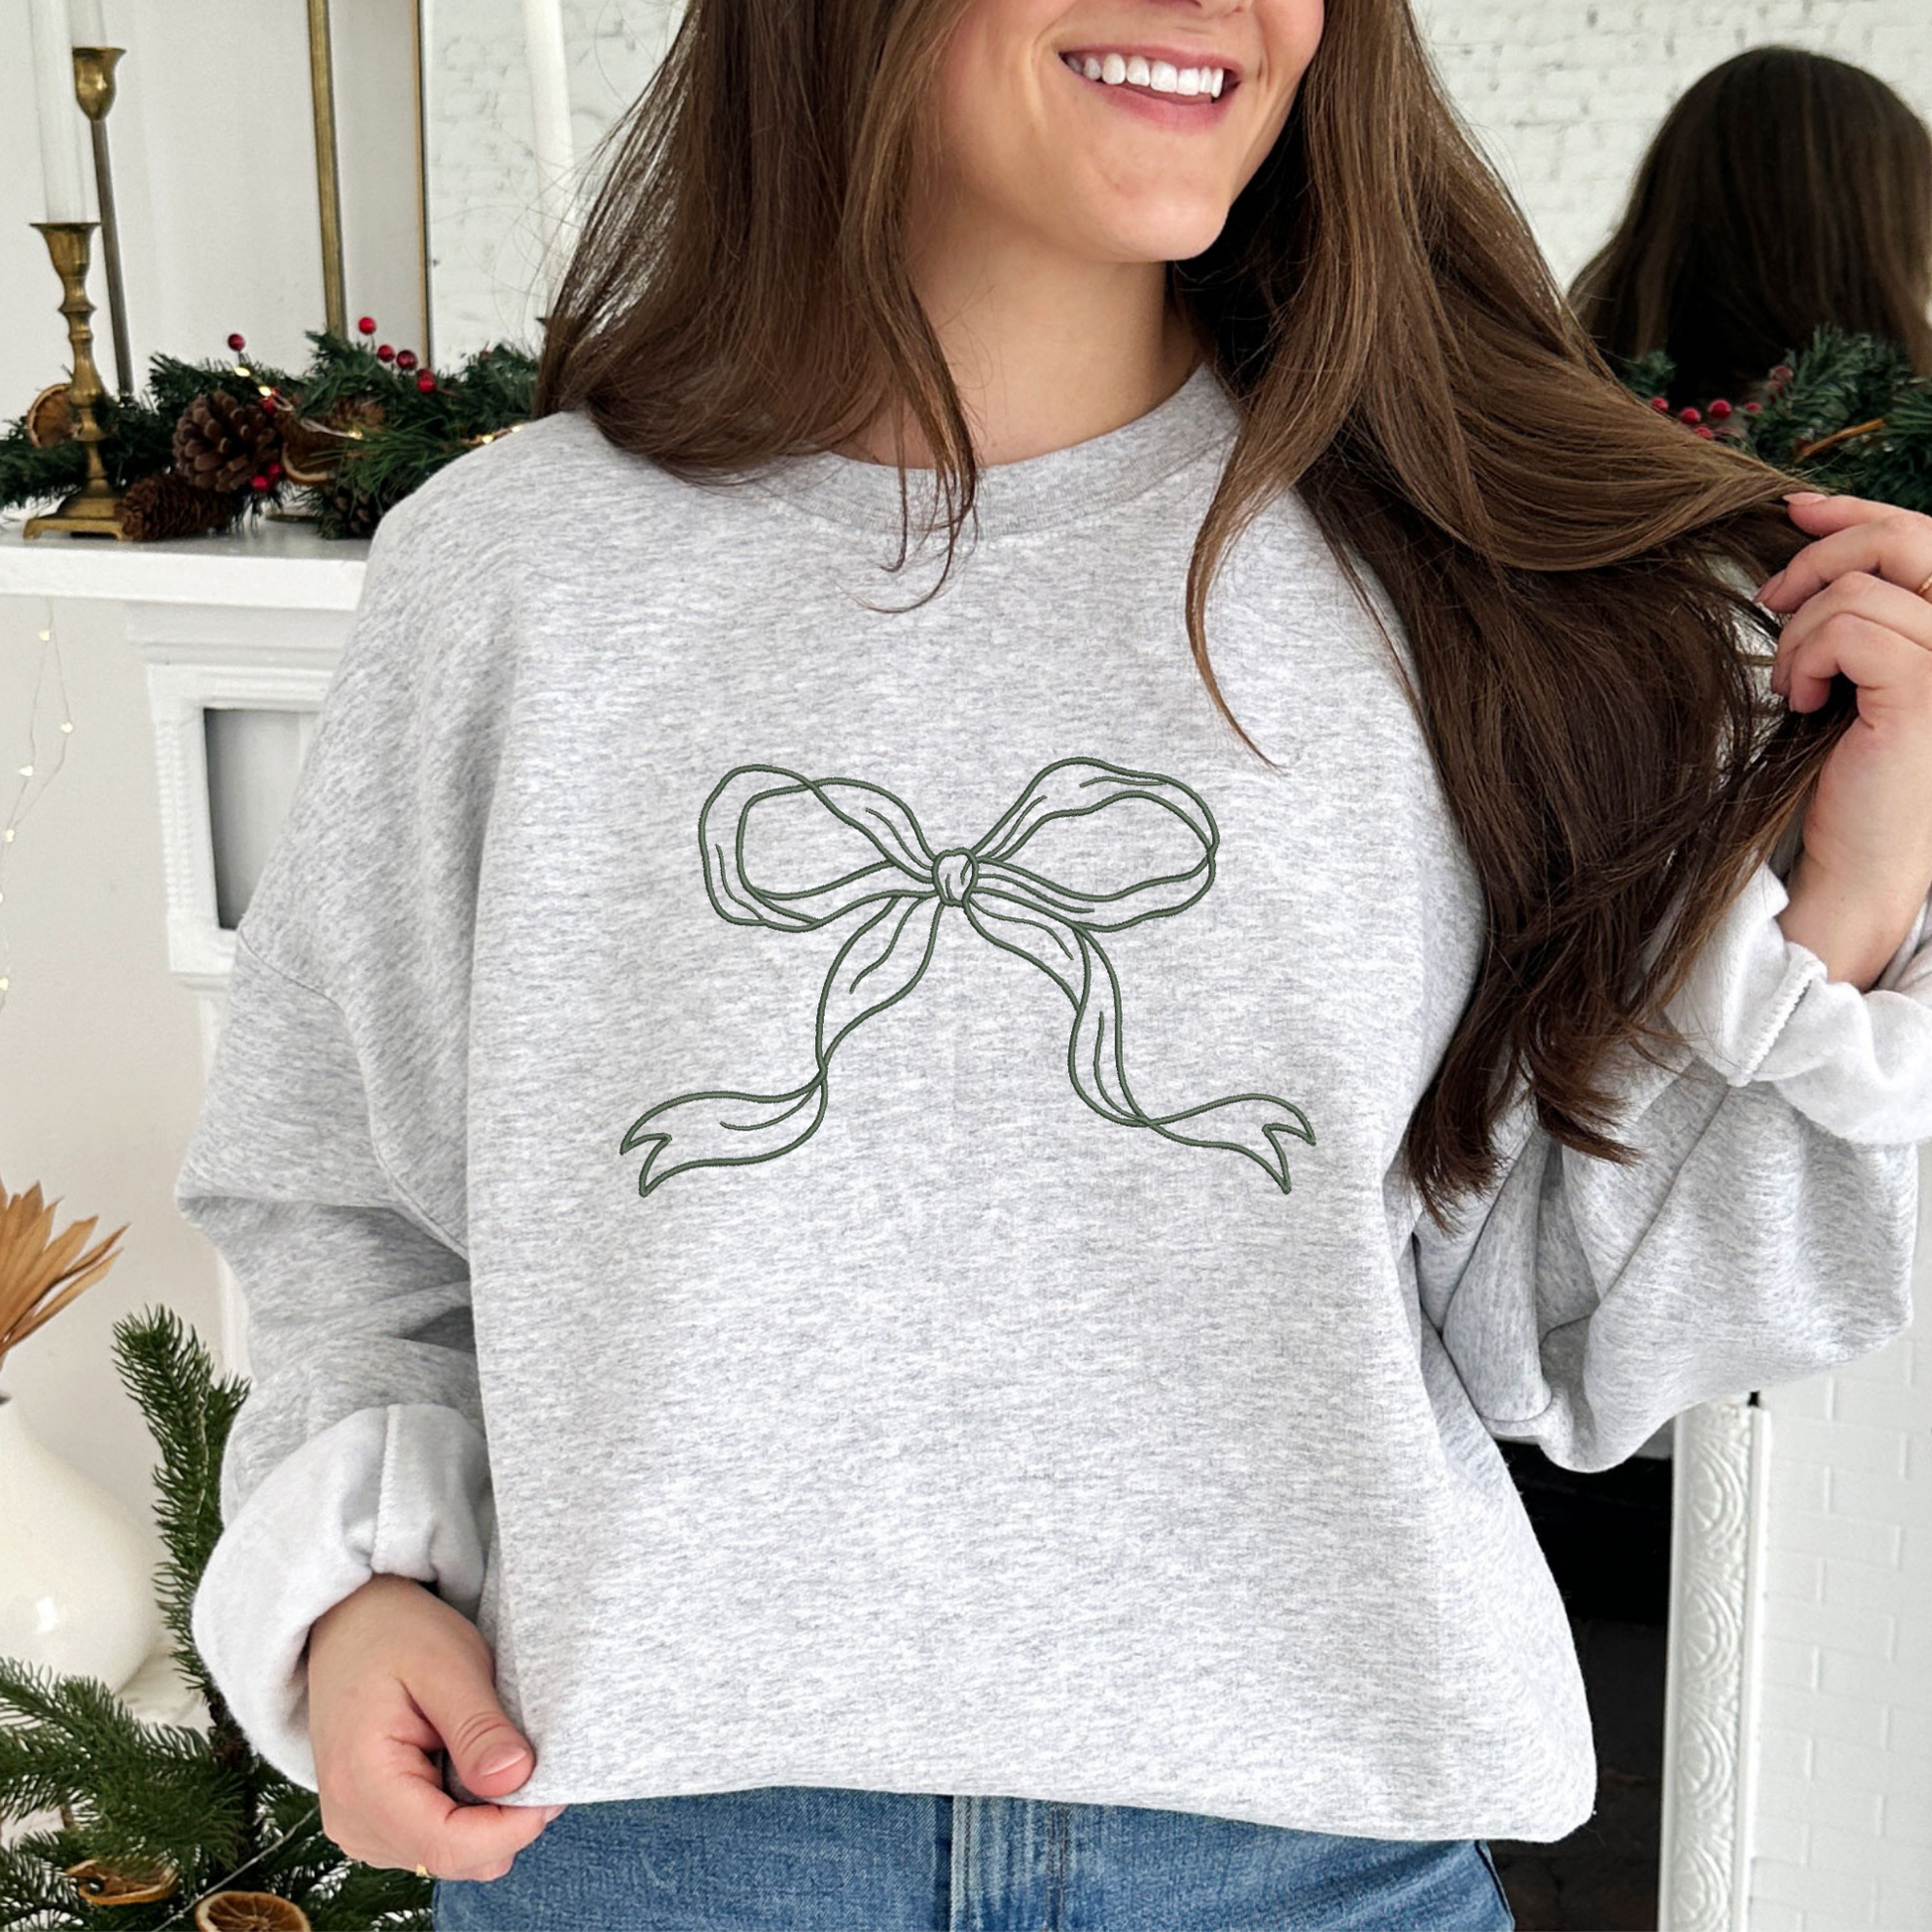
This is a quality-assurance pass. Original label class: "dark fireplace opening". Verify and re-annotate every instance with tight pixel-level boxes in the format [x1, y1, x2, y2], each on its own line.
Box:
[1487, 1434, 1675, 1932]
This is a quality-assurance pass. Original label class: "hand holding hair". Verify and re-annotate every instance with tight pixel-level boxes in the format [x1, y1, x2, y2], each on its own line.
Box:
[1753, 492, 1932, 989]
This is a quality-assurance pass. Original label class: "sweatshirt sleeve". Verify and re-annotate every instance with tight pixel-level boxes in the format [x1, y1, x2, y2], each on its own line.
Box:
[1418, 846, 1930, 1474]
[176, 474, 505, 1789]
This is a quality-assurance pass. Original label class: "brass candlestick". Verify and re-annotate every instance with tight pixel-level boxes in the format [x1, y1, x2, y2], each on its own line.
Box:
[71, 47, 133, 405]
[24, 222, 126, 541]
[307, 0, 346, 339]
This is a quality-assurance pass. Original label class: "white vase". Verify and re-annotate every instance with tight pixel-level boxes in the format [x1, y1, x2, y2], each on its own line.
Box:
[0, 1386, 164, 1694]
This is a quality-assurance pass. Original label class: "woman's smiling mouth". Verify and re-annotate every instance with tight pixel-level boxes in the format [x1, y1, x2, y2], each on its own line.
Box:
[1057, 48, 1243, 124]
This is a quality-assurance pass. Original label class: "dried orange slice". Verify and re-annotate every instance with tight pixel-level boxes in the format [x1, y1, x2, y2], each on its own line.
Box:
[62, 1856, 179, 1905]
[192, 1890, 313, 1931]
[25, 381, 72, 447]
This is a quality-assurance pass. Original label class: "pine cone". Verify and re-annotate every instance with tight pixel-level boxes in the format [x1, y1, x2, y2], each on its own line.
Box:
[119, 469, 245, 540]
[329, 477, 383, 538]
[174, 389, 280, 492]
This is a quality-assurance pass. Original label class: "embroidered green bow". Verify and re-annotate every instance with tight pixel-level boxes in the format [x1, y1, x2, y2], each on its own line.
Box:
[620, 756, 1314, 1197]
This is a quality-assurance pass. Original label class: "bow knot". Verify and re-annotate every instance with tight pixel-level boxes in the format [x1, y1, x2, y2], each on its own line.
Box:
[932, 848, 976, 905]
[620, 757, 1315, 1198]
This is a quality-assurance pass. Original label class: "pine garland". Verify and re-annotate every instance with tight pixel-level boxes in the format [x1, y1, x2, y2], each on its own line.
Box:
[1610, 323, 1932, 513]
[1, 331, 535, 543]
[0, 1307, 431, 1928]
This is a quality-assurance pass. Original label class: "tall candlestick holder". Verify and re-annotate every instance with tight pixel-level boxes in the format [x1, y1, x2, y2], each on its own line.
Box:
[72, 46, 133, 405]
[23, 221, 127, 541]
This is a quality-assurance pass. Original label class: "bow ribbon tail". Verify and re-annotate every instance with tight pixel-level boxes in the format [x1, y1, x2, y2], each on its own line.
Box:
[621, 1079, 832, 1197]
[1065, 930, 1316, 1194]
[621, 894, 943, 1196]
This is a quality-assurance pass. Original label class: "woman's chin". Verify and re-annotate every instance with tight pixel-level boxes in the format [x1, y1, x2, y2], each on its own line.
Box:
[1049, 201, 1233, 269]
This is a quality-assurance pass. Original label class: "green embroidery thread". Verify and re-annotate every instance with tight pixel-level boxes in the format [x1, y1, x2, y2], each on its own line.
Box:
[620, 756, 1315, 1197]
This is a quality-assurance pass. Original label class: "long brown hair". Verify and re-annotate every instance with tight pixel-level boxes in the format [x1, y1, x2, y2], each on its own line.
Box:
[535, 0, 1856, 1233]
[1571, 45, 1932, 409]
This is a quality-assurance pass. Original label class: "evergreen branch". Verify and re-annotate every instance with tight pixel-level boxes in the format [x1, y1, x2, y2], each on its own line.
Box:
[0, 1311, 438, 1927]
[304, 1858, 433, 1930]
[144, 1803, 322, 1932]
[0, 1661, 142, 1749]
[108, 1308, 248, 1713]
[0, 1725, 81, 1822]
[0, 1837, 87, 1930]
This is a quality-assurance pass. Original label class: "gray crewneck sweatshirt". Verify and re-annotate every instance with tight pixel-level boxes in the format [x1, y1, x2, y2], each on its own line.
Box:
[177, 360, 1932, 1843]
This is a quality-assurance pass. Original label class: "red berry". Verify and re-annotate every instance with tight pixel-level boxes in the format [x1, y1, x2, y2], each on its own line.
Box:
[226, 332, 245, 351]
[1708, 398, 1732, 419]
[416, 372, 436, 392]
[266, 460, 283, 480]
[376, 344, 395, 362]
[251, 474, 270, 491]
[1678, 406, 1702, 424]
[1770, 363, 1793, 382]
[396, 348, 418, 371]
[357, 315, 377, 335]
[1649, 395, 1671, 412]
[1693, 425, 1715, 439]
[1743, 400, 1762, 414]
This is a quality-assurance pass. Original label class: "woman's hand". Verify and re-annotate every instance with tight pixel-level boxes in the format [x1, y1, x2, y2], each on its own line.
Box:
[1753, 492, 1932, 987]
[306, 1573, 566, 1882]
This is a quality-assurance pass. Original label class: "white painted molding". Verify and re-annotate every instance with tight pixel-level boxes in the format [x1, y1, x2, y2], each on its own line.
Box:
[1659, 1395, 1770, 1932]
[1, 526, 367, 1377]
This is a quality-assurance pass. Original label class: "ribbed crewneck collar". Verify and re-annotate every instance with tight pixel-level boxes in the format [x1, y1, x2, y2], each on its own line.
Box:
[744, 358, 1239, 541]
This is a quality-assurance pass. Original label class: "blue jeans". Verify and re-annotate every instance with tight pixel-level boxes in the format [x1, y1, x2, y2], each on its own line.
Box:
[431, 1784, 1516, 1929]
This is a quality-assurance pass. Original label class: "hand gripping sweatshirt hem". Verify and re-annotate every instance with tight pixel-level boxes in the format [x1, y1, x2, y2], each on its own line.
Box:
[188, 1403, 491, 1791]
[177, 369, 1926, 1846]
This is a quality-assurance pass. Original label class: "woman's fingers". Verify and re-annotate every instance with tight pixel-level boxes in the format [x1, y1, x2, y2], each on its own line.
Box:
[1771, 570, 1932, 706]
[364, 1731, 558, 1880]
[1758, 497, 1932, 612]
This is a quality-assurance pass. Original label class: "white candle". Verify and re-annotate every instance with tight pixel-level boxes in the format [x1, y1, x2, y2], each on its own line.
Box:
[69, 0, 106, 44]
[28, 0, 88, 221]
[521, 0, 577, 274]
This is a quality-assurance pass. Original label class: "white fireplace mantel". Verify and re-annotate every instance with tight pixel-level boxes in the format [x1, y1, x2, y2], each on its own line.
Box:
[0, 516, 369, 999]
[0, 512, 1765, 1932]
[0, 513, 369, 611]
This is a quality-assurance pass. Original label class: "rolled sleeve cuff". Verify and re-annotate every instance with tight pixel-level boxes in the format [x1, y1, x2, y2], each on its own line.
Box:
[190, 1403, 493, 1789]
[1661, 860, 1932, 1146]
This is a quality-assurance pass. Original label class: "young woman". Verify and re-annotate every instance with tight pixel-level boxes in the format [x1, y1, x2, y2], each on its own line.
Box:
[176, 2, 1932, 1927]
[1571, 44, 1932, 409]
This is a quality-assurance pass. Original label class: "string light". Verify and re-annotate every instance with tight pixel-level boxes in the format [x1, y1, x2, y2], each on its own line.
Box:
[0, 601, 77, 1014]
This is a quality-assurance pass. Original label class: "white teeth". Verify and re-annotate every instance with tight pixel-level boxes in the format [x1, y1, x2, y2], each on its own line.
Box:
[1064, 51, 1229, 97]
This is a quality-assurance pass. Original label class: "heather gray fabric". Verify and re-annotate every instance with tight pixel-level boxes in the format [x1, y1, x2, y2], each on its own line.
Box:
[178, 360, 1930, 1842]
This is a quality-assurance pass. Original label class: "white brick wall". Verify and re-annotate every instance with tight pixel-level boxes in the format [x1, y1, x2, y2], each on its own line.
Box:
[1413, 0, 1932, 292]
[1748, 1150, 1932, 1932]
[1410, 10, 1932, 1926]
